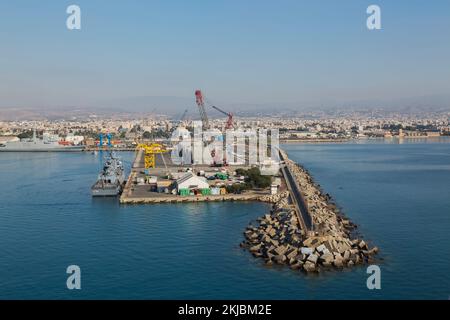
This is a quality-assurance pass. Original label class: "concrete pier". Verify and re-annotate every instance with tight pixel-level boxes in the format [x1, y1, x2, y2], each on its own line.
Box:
[119, 149, 272, 204]
[120, 149, 142, 202]
[120, 147, 314, 235]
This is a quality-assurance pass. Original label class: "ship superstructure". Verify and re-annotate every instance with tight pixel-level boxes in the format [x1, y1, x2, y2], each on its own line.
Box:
[0, 130, 84, 152]
[91, 152, 125, 197]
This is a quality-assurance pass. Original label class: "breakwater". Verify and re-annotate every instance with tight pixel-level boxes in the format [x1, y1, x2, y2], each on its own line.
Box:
[242, 153, 379, 273]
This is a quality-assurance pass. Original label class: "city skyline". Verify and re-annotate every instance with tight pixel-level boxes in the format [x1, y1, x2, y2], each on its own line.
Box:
[1, 0, 450, 111]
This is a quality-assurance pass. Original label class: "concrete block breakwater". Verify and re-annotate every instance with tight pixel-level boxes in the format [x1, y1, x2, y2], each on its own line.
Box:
[242, 155, 379, 273]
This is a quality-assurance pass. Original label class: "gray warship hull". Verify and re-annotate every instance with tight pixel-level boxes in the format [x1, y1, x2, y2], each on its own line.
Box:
[0, 140, 84, 152]
[91, 152, 125, 197]
[91, 183, 123, 197]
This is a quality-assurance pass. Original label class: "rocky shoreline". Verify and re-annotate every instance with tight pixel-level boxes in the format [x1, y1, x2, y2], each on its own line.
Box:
[244, 158, 379, 273]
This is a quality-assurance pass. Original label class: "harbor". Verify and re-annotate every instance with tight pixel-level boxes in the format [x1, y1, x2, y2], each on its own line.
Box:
[118, 142, 379, 273]
[1, 141, 449, 299]
[1, 100, 381, 275]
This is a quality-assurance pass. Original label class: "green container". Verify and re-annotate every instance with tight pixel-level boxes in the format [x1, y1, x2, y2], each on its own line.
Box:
[215, 173, 228, 180]
[201, 188, 211, 196]
[179, 188, 190, 196]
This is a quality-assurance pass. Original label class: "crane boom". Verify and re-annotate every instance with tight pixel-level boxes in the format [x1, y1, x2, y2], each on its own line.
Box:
[195, 90, 209, 129]
[212, 105, 229, 116]
[212, 106, 234, 129]
[179, 109, 188, 122]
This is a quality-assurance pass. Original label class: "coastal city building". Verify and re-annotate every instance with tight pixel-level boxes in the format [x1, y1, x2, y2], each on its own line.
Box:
[1, 109, 449, 148]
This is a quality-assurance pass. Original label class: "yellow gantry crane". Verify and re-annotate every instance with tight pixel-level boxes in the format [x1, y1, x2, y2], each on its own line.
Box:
[136, 143, 169, 169]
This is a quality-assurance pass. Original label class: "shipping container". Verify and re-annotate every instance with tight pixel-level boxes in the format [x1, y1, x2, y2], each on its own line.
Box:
[201, 188, 211, 196]
[179, 188, 190, 196]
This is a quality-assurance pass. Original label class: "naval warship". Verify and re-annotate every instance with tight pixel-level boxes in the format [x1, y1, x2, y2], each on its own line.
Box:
[0, 130, 84, 152]
[91, 152, 126, 197]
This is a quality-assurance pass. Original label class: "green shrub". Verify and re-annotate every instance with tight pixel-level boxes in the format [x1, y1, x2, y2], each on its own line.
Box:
[234, 167, 271, 189]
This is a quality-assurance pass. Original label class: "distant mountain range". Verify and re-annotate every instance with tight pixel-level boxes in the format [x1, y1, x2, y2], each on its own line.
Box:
[1, 94, 449, 121]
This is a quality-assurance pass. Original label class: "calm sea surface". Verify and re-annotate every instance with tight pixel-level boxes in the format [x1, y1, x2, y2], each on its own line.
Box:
[0, 138, 449, 299]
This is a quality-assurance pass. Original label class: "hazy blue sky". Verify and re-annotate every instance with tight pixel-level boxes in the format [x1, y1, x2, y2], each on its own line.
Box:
[1, 0, 449, 110]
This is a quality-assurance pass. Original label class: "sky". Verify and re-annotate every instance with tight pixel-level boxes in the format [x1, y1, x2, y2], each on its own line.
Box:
[0, 0, 449, 112]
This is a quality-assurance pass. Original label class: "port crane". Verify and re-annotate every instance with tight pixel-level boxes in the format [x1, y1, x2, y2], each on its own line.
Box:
[136, 143, 169, 170]
[172, 109, 189, 129]
[195, 90, 210, 129]
[179, 109, 189, 123]
[212, 105, 234, 130]
[194, 89, 234, 166]
[98, 133, 112, 148]
[195, 90, 234, 130]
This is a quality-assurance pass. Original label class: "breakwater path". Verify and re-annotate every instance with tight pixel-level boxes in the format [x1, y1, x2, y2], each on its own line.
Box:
[243, 150, 379, 273]
[279, 149, 313, 232]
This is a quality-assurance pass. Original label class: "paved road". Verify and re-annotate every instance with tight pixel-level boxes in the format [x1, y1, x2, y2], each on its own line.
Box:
[279, 151, 314, 232]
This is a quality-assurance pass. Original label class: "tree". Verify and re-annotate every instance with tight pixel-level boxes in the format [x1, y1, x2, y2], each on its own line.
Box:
[18, 131, 33, 139]
[142, 131, 152, 139]
[226, 183, 247, 194]
[234, 167, 272, 189]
